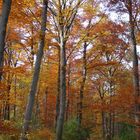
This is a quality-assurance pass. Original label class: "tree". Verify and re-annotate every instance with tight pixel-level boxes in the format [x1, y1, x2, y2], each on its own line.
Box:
[128, 1, 140, 139]
[0, 0, 12, 80]
[0, 0, 139, 139]
[107, 0, 140, 139]
[48, 1, 85, 140]
[20, 0, 48, 139]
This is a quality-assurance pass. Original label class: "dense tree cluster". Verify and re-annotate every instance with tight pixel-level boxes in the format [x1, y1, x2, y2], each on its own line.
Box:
[0, 0, 140, 140]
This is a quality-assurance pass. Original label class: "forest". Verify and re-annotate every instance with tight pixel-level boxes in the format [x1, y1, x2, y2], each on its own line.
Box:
[0, 0, 140, 140]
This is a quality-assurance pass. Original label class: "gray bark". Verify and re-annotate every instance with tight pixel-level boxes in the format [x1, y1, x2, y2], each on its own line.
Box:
[66, 63, 71, 121]
[55, 1, 82, 139]
[101, 111, 106, 139]
[20, 1, 48, 139]
[0, 0, 12, 80]
[77, 42, 87, 126]
[56, 33, 67, 140]
[55, 47, 60, 129]
[128, 1, 140, 139]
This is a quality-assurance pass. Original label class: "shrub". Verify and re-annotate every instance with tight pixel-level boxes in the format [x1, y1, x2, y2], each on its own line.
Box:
[113, 123, 136, 140]
[63, 119, 90, 140]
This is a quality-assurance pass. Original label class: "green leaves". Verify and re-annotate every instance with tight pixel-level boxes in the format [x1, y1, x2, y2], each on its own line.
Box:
[63, 119, 90, 140]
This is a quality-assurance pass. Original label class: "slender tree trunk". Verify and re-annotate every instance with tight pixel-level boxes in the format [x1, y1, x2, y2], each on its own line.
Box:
[66, 63, 71, 121]
[55, 1, 80, 139]
[34, 89, 40, 128]
[128, 1, 140, 139]
[55, 47, 60, 129]
[20, 1, 48, 139]
[31, 24, 34, 69]
[14, 74, 17, 119]
[0, 0, 12, 80]
[77, 42, 87, 126]
[102, 111, 105, 139]
[101, 99, 107, 140]
[56, 34, 67, 140]
[109, 112, 112, 140]
[44, 87, 48, 127]
[5, 83, 10, 120]
[13, 60, 17, 119]
[4, 48, 12, 120]
[112, 112, 115, 138]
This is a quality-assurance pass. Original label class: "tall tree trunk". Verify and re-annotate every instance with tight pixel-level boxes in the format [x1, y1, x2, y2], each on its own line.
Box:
[4, 47, 12, 120]
[55, 1, 81, 139]
[66, 63, 71, 121]
[14, 74, 17, 119]
[56, 33, 67, 140]
[31, 24, 34, 69]
[102, 111, 107, 140]
[13, 60, 18, 119]
[55, 47, 60, 129]
[77, 42, 87, 126]
[128, 1, 140, 139]
[0, 0, 12, 80]
[20, 1, 48, 139]
[44, 87, 48, 127]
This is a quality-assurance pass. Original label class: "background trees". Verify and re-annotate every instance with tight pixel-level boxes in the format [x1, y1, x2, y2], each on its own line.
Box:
[0, 0, 139, 140]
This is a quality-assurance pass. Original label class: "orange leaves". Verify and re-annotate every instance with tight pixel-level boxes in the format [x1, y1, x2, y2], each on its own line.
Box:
[6, 29, 20, 42]
[0, 82, 8, 93]
[82, 2, 98, 20]
[87, 61, 118, 70]
[2, 65, 28, 76]
[0, 0, 137, 138]
[31, 128, 55, 140]
[0, 121, 19, 135]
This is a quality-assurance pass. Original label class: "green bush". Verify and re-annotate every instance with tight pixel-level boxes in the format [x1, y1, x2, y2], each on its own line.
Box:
[63, 119, 90, 140]
[113, 123, 136, 140]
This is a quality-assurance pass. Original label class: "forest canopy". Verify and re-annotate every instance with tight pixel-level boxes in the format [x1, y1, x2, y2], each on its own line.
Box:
[0, 0, 140, 140]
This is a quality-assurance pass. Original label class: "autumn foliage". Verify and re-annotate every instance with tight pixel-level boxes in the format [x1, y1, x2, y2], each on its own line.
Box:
[0, 0, 140, 140]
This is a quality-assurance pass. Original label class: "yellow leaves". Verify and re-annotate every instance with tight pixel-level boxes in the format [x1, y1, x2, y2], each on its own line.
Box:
[2, 66, 28, 76]
[9, 94, 22, 106]
[137, 31, 140, 43]
[30, 128, 55, 140]
[83, 3, 98, 19]
[0, 120, 18, 135]
[0, 82, 8, 92]
[87, 61, 118, 70]
[23, 0, 35, 7]
[11, 43, 22, 51]
[7, 29, 20, 42]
